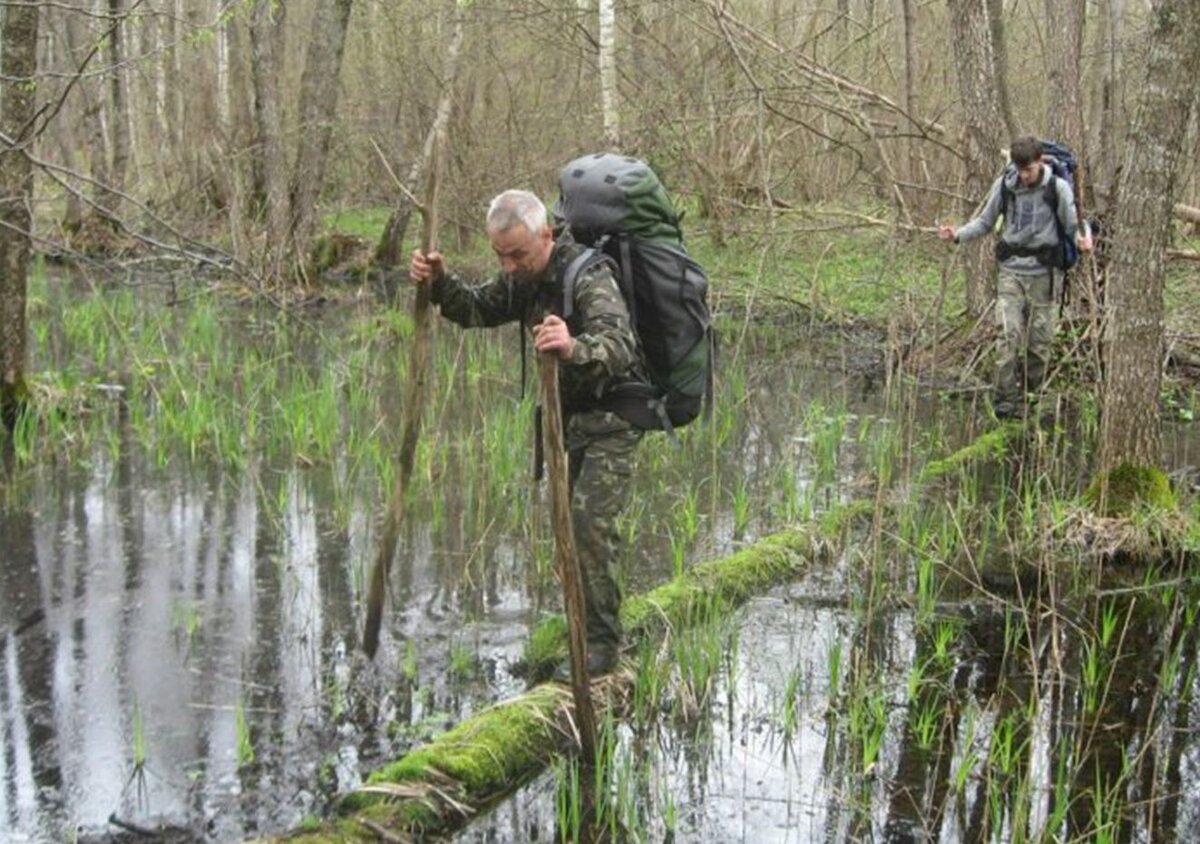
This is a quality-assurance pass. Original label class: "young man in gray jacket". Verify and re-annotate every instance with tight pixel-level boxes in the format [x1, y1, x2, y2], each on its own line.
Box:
[939, 136, 1094, 418]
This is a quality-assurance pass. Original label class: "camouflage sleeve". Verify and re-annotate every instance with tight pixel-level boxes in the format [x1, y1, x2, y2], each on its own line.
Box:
[431, 271, 522, 328]
[568, 262, 639, 378]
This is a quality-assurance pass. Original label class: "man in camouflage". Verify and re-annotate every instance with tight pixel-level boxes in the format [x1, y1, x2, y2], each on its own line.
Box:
[409, 189, 646, 677]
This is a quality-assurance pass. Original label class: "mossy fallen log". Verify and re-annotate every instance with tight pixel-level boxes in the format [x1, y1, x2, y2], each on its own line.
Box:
[261, 527, 823, 843]
[915, 421, 1019, 486]
[524, 527, 824, 675]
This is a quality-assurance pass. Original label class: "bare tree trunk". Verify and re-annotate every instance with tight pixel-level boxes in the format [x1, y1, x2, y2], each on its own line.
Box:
[1098, 0, 1200, 475]
[63, 5, 113, 226]
[599, 0, 620, 148]
[287, 0, 355, 282]
[45, 12, 83, 235]
[947, 0, 1007, 319]
[166, 0, 183, 153]
[375, 13, 466, 268]
[250, 0, 289, 279]
[893, 0, 921, 214]
[105, 0, 130, 214]
[985, 0, 1015, 137]
[1097, 0, 1127, 208]
[222, 6, 254, 261]
[0, 0, 39, 425]
[1044, 0, 1086, 152]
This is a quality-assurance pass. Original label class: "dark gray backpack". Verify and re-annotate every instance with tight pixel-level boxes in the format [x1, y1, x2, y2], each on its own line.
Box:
[554, 153, 715, 431]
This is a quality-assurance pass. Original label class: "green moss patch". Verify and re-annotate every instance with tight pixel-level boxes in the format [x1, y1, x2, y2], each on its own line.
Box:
[1085, 464, 1177, 518]
[525, 527, 819, 675]
[916, 423, 1016, 486]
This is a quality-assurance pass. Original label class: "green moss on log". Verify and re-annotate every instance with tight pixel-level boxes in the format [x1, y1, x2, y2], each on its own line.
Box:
[357, 683, 568, 802]
[526, 527, 819, 675]
[916, 423, 1016, 485]
[1085, 464, 1177, 518]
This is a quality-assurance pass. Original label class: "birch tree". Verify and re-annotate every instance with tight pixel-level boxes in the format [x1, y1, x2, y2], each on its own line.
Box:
[598, 0, 620, 148]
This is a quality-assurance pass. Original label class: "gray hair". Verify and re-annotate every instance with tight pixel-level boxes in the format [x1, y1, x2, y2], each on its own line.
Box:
[486, 190, 547, 234]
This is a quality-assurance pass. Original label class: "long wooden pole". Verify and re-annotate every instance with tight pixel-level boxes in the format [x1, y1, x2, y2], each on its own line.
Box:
[362, 129, 442, 660]
[537, 353, 597, 767]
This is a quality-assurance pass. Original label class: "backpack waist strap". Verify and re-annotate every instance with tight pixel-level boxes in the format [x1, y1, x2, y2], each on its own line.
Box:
[995, 240, 1063, 266]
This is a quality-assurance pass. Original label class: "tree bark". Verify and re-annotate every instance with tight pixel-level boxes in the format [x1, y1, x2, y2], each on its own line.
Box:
[0, 0, 39, 425]
[1044, 0, 1086, 158]
[287, 0, 355, 282]
[62, 6, 112, 227]
[1099, 0, 1200, 473]
[106, 0, 130, 196]
[249, 0, 289, 280]
[80, 0, 131, 230]
[894, 0, 920, 209]
[985, 0, 1015, 138]
[947, 0, 1007, 319]
[1095, 0, 1126, 209]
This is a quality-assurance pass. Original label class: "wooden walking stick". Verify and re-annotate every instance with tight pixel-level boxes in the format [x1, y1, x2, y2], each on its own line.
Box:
[538, 352, 598, 767]
[362, 136, 443, 660]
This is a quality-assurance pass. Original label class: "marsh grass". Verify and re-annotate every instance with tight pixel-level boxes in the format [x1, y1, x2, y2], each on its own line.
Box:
[132, 695, 146, 774]
[236, 698, 255, 768]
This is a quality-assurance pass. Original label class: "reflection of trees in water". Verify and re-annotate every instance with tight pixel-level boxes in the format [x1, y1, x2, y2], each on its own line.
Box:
[1, 500, 63, 824]
[874, 564, 1199, 842]
[0, 446, 374, 839]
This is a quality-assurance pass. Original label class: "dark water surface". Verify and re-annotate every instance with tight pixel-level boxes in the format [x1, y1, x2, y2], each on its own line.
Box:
[3, 284, 1200, 843]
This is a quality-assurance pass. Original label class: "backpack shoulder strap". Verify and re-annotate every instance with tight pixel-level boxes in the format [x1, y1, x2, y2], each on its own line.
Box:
[561, 249, 600, 321]
[1043, 175, 1058, 206]
[562, 247, 604, 321]
[1043, 176, 1069, 229]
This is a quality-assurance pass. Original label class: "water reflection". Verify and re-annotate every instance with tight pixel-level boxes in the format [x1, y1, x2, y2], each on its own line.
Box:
[458, 559, 1200, 843]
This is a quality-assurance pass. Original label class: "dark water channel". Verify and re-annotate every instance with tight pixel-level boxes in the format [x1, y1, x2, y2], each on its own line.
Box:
[3, 281, 1200, 843]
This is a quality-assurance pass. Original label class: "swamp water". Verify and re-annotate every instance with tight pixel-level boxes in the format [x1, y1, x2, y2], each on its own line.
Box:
[2, 276, 1200, 843]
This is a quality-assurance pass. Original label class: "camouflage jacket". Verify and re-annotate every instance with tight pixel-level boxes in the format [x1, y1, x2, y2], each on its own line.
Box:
[430, 237, 648, 413]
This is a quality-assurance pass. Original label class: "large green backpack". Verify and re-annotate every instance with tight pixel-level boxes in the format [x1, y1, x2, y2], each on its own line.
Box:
[554, 153, 714, 431]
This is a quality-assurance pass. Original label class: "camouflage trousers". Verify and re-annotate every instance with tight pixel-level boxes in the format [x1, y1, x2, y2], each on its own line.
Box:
[994, 268, 1061, 403]
[566, 409, 643, 652]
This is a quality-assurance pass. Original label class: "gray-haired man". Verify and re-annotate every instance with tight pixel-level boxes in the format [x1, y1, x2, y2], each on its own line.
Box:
[410, 190, 648, 677]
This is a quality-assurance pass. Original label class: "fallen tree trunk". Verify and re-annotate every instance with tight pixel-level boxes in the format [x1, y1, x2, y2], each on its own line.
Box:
[258, 528, 824, 843]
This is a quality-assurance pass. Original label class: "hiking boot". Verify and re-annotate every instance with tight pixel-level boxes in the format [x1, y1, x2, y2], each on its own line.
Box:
[553, 644, 620, 683]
